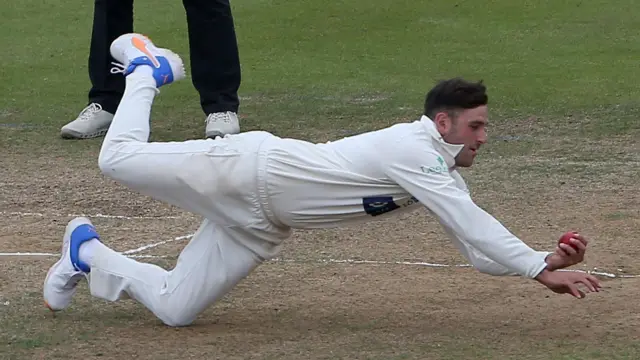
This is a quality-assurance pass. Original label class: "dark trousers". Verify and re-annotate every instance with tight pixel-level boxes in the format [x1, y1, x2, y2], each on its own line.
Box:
[87, 0, 241, 115]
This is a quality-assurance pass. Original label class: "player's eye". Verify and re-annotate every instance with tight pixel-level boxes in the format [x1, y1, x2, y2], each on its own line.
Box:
[470, 122, 486, 131]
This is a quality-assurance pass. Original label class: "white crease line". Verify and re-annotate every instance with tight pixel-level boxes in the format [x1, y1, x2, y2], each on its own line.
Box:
[122, 233, 195, 254]
[1, 211, 183, 220]
[0, 252, 58, 256]
[314, 258, 473, 267]
[129, 254, 171, 259]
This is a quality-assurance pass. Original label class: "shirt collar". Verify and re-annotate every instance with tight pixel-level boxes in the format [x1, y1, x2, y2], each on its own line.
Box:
[419, 115, 464, 169]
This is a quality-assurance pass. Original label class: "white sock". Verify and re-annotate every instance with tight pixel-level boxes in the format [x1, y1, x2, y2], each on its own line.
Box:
[126, 65, 158, 91]
[79, 239, 109, 268]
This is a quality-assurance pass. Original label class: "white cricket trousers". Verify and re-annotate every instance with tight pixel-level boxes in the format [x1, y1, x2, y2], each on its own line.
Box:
[91, 72, 291, 327]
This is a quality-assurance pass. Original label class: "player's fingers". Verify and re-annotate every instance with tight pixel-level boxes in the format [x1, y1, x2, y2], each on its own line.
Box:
[577, 277, 596, 292]
[554, 246, 568, 257]
[570, 238, 587, 251]
[559, 243, 578, 256]
[586, 274, 602, 290]
[554, 247, 566, 257]
[566, 283, 583, 298]
[573, 233, 588, 245]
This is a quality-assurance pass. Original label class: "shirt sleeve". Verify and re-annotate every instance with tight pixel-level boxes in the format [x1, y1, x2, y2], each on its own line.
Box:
[446, 170, 551, 276]
[441, 224, 551, 276]
[382, 145, 549, 279]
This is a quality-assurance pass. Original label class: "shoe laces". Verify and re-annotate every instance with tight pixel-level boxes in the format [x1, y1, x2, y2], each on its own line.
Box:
[206, 111, 233, 124]
[78, 103, 103, 121]
[110, 61, 126, 74]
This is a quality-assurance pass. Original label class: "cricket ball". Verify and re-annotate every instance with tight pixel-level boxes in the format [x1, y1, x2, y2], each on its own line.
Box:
[559, 231, 580, 250]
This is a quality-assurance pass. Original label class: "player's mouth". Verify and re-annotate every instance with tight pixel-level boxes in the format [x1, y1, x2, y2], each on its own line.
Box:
[470, 144, 481, 156]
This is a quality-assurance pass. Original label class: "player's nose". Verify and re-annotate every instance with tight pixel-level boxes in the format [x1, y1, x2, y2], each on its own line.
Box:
[477, 129, 488, 144]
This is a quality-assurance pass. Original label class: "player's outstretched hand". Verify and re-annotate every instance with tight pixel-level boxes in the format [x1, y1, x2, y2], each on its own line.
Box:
[545, 232, 589, 271]
[534, 269, 602, 299]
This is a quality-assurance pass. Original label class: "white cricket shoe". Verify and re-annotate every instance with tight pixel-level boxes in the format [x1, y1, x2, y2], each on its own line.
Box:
[109, 33, 185, 88]
[60, 103, 114, 139]
[205, 111, 240, 138]
[43, 217, 99, 312]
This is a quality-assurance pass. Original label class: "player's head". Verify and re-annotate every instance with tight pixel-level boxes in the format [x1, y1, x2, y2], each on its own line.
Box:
[424, 78, 488, 167]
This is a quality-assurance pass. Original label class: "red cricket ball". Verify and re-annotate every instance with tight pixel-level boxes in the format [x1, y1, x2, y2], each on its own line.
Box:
[559, 231, 580, 250]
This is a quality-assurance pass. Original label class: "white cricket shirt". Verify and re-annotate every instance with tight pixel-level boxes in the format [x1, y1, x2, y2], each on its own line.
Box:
[260, 115, 550, 278]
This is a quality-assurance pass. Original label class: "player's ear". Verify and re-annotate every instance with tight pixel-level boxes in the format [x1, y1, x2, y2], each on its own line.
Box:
[434, 112, 453, 136]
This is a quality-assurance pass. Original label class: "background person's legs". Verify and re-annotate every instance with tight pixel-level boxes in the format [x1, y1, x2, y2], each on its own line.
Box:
[183, 0, 241, 115]
[87, 0, 134, 114]
[61, 0, 134, 139]
[88, 219, 263, 327]
[182, 0, 242, 137]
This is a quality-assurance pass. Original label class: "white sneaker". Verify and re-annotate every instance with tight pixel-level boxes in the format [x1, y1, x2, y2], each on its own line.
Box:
[43, 217, 100, 312]
[60, 103, 113, 139]
[205, 111, 240, 138]
[109, 33, 185, 88]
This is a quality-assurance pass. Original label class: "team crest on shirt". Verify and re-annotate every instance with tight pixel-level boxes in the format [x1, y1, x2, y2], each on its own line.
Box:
[420, 156, 447, 174]
[362, 195, 420, 216]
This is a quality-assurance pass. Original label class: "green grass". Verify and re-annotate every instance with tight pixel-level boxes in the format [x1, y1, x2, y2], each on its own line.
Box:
[2, 0, 640, 147]
[2, 0, 640, 359]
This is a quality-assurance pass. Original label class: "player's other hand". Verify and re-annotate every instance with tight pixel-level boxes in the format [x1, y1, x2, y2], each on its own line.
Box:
[544, 232, 588, 271]
[534, 269, 601, 298]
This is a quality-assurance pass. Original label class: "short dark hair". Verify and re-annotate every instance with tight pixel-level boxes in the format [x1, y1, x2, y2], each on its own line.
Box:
[423, 78, 488, 119]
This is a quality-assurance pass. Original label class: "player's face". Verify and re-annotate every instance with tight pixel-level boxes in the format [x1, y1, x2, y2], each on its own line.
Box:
[435, 105, 488, 167]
